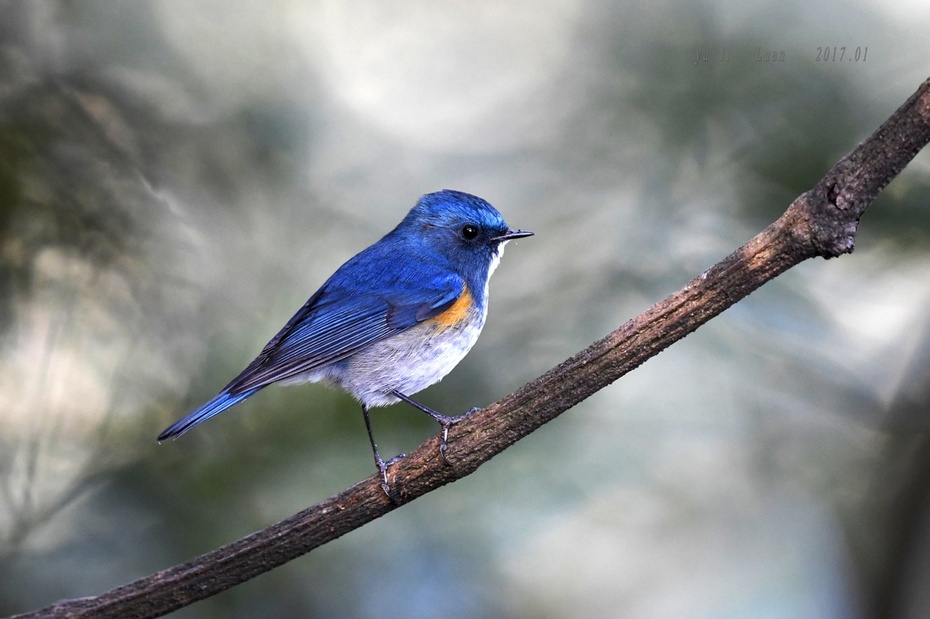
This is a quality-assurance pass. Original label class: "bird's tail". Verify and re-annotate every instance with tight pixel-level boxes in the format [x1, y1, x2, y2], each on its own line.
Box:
[157, 387, 261, 442]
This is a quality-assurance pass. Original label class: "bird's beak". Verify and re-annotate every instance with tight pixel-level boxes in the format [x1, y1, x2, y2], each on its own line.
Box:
[493, 229, 534, 242]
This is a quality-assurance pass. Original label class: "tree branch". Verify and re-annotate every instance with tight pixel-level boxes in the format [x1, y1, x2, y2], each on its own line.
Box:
[11, 77, 930, 619]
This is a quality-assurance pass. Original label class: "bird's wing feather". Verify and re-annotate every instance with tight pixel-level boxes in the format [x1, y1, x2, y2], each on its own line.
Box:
[226, 272, 464, 394]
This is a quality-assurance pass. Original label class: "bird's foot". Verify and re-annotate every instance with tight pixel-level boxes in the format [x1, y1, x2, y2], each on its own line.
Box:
[374, 454, 407, 503]
[385, 452, 406, 466]
[433, 408, 479, 465]
[387, 390, 482, 467]
[374, 454, 391, 498]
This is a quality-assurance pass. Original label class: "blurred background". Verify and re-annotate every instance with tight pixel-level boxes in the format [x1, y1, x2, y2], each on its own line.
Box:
[1, 1, 930, 617]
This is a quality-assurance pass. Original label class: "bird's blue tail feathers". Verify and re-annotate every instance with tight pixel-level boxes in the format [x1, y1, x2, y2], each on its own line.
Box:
[157, 387, 261, 441]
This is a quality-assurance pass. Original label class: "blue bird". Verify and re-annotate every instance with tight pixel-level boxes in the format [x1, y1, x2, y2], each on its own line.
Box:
[158, 189, 532, 494]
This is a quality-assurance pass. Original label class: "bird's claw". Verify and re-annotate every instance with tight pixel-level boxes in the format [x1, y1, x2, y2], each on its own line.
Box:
[436, 407, 483, 465]
[375, 455, 403, 502]
[385, 452, 406, 466]
[374, 456, 390, 496]
[439, 422, 452, 465]
[436, 410, 476, 466]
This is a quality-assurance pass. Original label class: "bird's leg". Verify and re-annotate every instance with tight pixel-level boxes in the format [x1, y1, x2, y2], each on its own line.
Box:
[390, 390, 476, 465]
[361, 404, 394, 498]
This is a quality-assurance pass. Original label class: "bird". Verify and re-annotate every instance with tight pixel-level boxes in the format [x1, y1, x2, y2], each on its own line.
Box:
[157, 189, 532, 496]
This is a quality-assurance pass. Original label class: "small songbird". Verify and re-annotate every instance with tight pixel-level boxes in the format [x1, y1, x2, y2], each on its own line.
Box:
[157, 189, 532, 494]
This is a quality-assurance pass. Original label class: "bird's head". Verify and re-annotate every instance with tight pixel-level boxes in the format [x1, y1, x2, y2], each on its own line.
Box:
[400, 189, 533, 276]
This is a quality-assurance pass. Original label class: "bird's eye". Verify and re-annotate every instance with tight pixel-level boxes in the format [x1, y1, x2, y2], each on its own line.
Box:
[461, 224, 479, 240]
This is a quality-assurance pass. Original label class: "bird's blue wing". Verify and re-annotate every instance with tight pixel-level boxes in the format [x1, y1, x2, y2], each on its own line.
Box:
[157, 264, 464, 441]
[225, 271, 465, 394]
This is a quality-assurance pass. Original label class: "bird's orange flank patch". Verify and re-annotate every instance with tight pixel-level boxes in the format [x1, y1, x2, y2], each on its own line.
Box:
[432, 286, 474, 329]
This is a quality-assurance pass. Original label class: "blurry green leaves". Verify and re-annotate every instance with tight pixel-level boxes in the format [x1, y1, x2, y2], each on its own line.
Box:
[558, 2, 927, 247]
[0, 78, 151, 335]
[0, 124, 25, 331]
